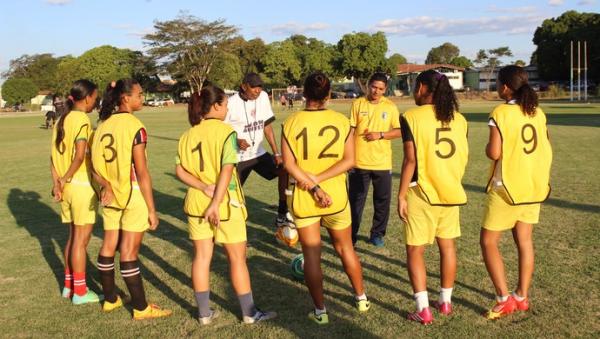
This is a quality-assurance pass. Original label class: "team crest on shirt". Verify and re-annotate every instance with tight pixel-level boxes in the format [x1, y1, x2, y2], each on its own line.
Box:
[382, 112, 388, 120]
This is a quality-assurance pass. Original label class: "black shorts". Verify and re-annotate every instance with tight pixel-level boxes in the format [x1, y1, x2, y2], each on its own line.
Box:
[237, 153, 280, 185]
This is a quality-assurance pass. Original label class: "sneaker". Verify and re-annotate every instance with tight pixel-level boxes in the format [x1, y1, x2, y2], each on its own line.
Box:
[407, 307, 433, 325]
[308, 311, 329, 325]
[243, 309, 277, 324]
[61, 287, 73, 299]
[514, 296, 530, 311]
[356, 299, 371, 312]
[275, 212, 294, 228]
[369, 236, 384, 247]
[133, 304, 172, 320]
[103, 295, 123, 312]
[485, 296, 517, 320]
[435, 301, 452, 315]
[72, 290, 103, 305]
[199, 309, 220, 325]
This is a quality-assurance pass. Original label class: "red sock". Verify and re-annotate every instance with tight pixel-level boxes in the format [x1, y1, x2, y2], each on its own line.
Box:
[73, 272, 87, 296]
[64, 268, 72, 290]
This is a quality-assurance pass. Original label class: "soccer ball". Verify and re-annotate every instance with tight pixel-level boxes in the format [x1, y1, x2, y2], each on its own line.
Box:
[275, 224, 299, 247]
[291, 254, 304, 281]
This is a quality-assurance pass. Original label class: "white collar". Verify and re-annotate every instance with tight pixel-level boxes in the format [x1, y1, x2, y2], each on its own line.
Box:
[507, 99, 517, 105]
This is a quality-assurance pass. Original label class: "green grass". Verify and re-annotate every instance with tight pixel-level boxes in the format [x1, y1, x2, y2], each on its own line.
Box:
[0, 100, 599, 338]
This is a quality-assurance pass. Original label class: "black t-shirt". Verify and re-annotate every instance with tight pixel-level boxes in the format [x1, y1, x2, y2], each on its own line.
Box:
[400, 116, 418, 183]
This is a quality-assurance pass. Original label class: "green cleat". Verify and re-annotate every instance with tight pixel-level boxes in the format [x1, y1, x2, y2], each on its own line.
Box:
[72, 290, 103, 305]
[308, 311, 329, 325]
[61, 287, 73, 299]
[356, 299, 371, 312]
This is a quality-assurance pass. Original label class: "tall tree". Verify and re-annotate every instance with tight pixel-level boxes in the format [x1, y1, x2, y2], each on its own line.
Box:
[3, 54, 62, 91]
[449, 56, 473, 68]
[425, 42, 460, 64]
[263, 40, 302, 86]
[532, 11, 600, 81]
[336, 32, 388, 92]
[288, 35, 337, 79]
[475, 47, 513, 90]
[76, 46, 136, 91]
[385, 53, 408, 74]
[144, 13, 238, 93]
[208, 51, 243, 89]
[1, 78, 39, 105]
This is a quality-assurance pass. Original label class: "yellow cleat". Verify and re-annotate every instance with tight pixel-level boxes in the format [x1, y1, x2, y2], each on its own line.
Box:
[356, 299, 371, 312]
[308, 311, 329, 325]
[103, 295, 123, 312]
[133, 304, 172, 320]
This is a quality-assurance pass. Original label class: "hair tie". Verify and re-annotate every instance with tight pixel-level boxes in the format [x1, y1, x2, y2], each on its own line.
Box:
[110, 81, 116, 88]
[67, 95, 74, 101]
[435, 72, 445, 80]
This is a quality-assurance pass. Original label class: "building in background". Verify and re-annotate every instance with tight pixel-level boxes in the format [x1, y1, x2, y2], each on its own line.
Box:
[394, 64, 465, 95]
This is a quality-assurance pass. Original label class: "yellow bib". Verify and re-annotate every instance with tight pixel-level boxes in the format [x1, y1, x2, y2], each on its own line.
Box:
[403, 105, 468, 205]
[91, 113, 144, 209]
[178, 119, 246, 220]
[487, 104, 552, 204]
[283, 109, 350, 218]
[50, 111, 93, 184]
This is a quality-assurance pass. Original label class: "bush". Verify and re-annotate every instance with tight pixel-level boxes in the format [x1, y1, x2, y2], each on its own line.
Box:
[1, 78, 39, 105]
[543, 84, 566, 99]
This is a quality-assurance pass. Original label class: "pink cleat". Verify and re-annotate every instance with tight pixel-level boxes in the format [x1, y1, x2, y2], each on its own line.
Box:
[436, 302, 452, 315]
[407, 307, 433, 325]
[514, 297, 529, 311]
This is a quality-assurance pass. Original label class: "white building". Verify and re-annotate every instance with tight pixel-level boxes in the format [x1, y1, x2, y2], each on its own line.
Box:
[395, 64, 465, 94]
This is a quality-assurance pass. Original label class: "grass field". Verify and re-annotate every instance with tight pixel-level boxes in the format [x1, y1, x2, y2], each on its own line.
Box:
[0, 100, 599, 338]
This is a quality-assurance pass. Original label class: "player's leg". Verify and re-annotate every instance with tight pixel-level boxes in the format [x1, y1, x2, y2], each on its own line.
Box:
[369, 170, 392, 246]
[512, 221, 534, 310]
[406, 244, 432, 323]
[70, 223, 100, 304]
[192, 239, 214, 321]
[62, 222, 75, 298]
[297, 222, 325, 309]
[436, 237, 456, 314]
[348, 169, 370, 244]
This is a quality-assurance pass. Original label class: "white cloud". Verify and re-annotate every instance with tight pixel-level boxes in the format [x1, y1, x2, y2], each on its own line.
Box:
[270, 22, 330, 36]
[487, 5, 537, 13]
[548, 0, 564, 6]
[577, 0, 596, 5]
[44, 0, 72, 5]
[112, 24, 153, 38]
[371, 15, 544, 37]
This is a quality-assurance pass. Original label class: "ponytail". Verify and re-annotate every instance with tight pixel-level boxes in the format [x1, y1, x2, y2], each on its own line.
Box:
[415, 70, 459, 124]
[188, 85, 226, 126]
[498, 65, 538, 116]
[99, 79, 139, 121]
[55, 79, 97, 149]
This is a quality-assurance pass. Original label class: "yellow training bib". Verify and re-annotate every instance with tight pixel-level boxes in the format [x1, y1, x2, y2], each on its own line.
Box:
[402, 105, 468, 205]
[50, 111, 93, 184]
[487, 104, 552, 204]
[283, 109, 351, 218]
[178, 119, 246, 221]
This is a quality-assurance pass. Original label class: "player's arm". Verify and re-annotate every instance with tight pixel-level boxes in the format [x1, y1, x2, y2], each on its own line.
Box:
[381, 128, 402, 140]
[59, 140, 87, 185]
[281, 133, 317, 190]
[263, 121, 282, 165]
[314, 131, 355, 184]
[92, 170, 114, 206]
[132, 143, 158, 230]
[486, 125, 502, 160]
[175, 164, 214, 198]
[397, 140, 416, 222]
[204, 164, 234, 227]
[50, 160, 62, 201]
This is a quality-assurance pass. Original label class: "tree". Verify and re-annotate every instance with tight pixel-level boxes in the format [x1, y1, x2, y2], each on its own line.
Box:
[263, 40, 302, 86]
[475, 47, 513, 90]
[76, 46, 136, 91]
[425, 42, 460, 64]
[449, 56, 473, 68]
[336, 32, 388, 92]
[144, 13, 238, 93]
[2, 78, 39, 105]
[532, 11, 600, 81]
[208, 51, 243, 89]
[385, 53, 407, 73]
[226, 37, 268, 75]
[288, 35, 338, 80]
[3, 54, 62, 91]
[514, 60, 527, 67]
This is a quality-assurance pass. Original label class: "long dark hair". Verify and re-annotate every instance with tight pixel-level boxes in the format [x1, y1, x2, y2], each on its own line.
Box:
[415, 70, 458, 124]
[99, 79, 139, 121]
[497, 65, 538, 116]
[55, 79, 97, 149]
[187, 86, 226, 126]
[303, 72, 330, 102]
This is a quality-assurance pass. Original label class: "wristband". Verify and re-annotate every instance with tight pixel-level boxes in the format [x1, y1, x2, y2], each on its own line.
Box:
[379, 132, 384, 140]
[310, 185, 321, 194]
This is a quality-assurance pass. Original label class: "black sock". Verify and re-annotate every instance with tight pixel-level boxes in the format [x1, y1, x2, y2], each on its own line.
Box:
[277, 200, 287, 216]
[97, 255, 117, 303]
[120, 260, 148, 311]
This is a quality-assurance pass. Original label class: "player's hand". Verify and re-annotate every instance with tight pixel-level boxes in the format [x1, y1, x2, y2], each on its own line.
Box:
[52, 184, 62, 202]
[273, 154, 283, 166]
[202, 184, 216, 198]
[100, 185, 115, 206]
[237, 138, 251, 151]
[148, 211, 159, 231]
[313, 189, 332, 208]
[398, 197, 408, 223]
[361, 129, 379, 142]
[205, 203, 220, 227]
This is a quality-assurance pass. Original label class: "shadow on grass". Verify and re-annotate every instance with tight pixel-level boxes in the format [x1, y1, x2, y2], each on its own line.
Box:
[462, 113, 600, 127]
[7, 188, 101, 294]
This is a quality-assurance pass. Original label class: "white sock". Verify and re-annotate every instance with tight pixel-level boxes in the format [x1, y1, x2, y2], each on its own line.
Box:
[315, 307, 326, 315]
[496, 295, 509, 303]
[512, 292, 526, 301]
[414, 291, 429, 312]
[440, 287, 453, 304]
[355, 293, 367, 301]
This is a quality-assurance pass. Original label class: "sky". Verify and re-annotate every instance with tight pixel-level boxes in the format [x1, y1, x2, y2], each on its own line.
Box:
[0, 0, 597, 80]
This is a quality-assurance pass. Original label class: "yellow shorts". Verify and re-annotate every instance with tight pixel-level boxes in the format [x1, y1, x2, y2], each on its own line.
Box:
[294, 203, 351, 230]
[404, 187, 461, 246]
[188, 205, 247, 244]
[483, 185, 540, 231]
[102, 187, 149, 232]
[60, 182, 98, 225]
